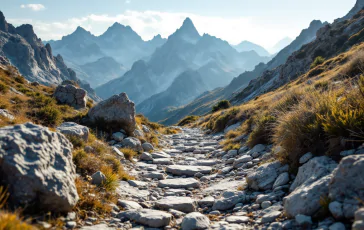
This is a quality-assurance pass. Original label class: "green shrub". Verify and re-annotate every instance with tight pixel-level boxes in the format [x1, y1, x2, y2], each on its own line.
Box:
[310, 56, 325, 69]
[65, 135, 85, 149]
[212, 108, 238, 132]
[35, 105, 62, 126]
[212, 100, 231, 112]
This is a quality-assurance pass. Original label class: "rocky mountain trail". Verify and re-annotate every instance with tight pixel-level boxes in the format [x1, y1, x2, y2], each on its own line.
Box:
[61, 126, 362, 229]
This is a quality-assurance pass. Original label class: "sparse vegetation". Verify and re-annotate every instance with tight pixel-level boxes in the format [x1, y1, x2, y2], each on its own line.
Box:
[177, 115, 199, 126]
[212, 100, 231, 112]
[120, 147, 138, 161]
[0, 82, 8, 94]
[310, 56, 325, 69]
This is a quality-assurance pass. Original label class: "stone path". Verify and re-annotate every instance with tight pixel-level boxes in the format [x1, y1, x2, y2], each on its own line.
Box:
[79, 127, 360, 229]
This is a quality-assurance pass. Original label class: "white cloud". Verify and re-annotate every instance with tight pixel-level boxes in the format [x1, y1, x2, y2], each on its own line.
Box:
[20, 4, 45, 11]
[9, 10, 302, 48]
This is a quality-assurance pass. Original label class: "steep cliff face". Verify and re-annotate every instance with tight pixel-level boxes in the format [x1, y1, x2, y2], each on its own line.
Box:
[0, 11, 100, 101]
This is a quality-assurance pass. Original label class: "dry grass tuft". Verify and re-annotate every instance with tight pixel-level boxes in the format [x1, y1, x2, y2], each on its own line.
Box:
[120, 148, 138, 161]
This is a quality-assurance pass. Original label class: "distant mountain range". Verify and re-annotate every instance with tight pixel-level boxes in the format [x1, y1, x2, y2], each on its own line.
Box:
[96, 18, 271, 107]
[161, 19, 328, 125]
[0, 11, 100, 101]
[46, 23, 166, 87]
[269, 37, 293, 54]
[233, 41, 271, 57]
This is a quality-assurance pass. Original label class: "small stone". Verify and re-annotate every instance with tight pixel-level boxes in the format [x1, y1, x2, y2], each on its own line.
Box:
[181, 212, 210, 230]
[91, 171, 106, 186]
[299, 152, 313, 164]
[273, 172, 289, 189]
[329, 222, 346, 230]
[142, 142, 154, 151]
[295, 214, 312, 226]
[261, 211, 281, 223]
[140, 152, 153, 161]
[112, 132, 126, 141]
[329, 201, 343, 219]
[261, 201, 272, 209]
[66, 221, 77, 229]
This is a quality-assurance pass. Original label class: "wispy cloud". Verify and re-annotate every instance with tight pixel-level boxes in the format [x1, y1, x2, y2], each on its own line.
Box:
[20, 4, 45, 11]
[8, 10, 302, 48]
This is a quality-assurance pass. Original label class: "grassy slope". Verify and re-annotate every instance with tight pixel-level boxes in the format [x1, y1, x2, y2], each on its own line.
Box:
[190, 42, 364, 170]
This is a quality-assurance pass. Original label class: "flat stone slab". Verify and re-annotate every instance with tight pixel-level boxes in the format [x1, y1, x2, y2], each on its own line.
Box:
[80, 224, 116, 230]
[203, 179, 245, 194]
[116, 181, 150, 199]
[196, 160, 218, 166]
[166, 165, 212, 176]
[225, 216, 250, 223]
[151, 151, 171, 159]
[143, 172, 166, 180]
[153, 158, 174, 165]
[155, 196, 197, 213]
[127, 180, 148, 188]
[120, 209, 172, 228]
[158, 178, 200, 189]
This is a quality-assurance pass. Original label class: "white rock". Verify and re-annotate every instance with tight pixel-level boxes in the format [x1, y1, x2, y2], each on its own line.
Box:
[198, 196, 215, 207]
[247, 161, 285, 190]
[158, 178, 200, 189]
[233, 155, 252, 167]
[212, 191, 245, 211]
[120, 209, 172, 228]
[0, 123, 78, 212]
[54, 84, 87, 109]
[151, 151, 171, 159]
[166, 165, 212, 176]
[225, 216, 250, 223]
[155, 196, 197, 213]
[117, 200, 142, 210]
[57, 122, 89, 141]
[181, 212, 210, 230]
[121, 137, 143, 152]
[0, 109, 14, 120]
[153, 158, 174, 165]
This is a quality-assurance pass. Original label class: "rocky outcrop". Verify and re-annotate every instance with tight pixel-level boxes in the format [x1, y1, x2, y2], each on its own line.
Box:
[0, 123, 78, 213]
[54, 84, 87, 109]
[0, 11, 100, 102]
[87, 92, 136, 135]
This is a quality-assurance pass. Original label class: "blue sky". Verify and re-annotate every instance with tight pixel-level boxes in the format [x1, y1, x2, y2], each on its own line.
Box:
[1, 0, 356, 49]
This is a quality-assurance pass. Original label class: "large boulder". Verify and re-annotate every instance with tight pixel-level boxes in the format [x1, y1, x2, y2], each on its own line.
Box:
[246, 161, 288, 190]
[329, 155, 364, 219]
[0, 123, 79, 212]
[87, 93, 136, 135]
[290, 156, 337, 192]
[54, 84, 87, 109]
[57, 122, 89, 142]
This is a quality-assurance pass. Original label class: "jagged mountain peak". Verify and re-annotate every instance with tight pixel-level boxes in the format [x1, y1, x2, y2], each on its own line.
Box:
[168, 17, 200, 43]
[0, 11, 15, 33]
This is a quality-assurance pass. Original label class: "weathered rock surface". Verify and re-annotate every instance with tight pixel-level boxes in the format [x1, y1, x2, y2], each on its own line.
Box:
[54, 84, 87, 109]
[57, 122, 89, 141]
[117, 199, 142, 210]
[166, 165, 212, 176]
[0, 123, 78, 212]
[120, 209, 172, 228]
[329, 155, 364, 219]
[247, 161, 287, 190]
[87, 93, 136, 135]
[182, 212, 210, 230]
[121, 137, 143, 152]
[155, 196, 197, 213]
[212, 191, 245, 211]
[142, 142, 154, 151]
[0, 109, 14, 120]
[158, 178, 200, 189]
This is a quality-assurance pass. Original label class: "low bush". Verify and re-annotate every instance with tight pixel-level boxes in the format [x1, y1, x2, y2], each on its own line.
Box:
[177, 115, 199, 126]
[34, 105, 62, 127]
[14, 75, 26, 84]
[247, 115, 276, 148]
[213, 108, 238, 132]
[120, 148, 137, 161]
[212, 100, 231, 112]
[310, 56, 325, 69]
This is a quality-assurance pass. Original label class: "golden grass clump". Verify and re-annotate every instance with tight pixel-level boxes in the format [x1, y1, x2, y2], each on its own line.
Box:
[120, 147, 138, 161]
[177, 115, 199, 126]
